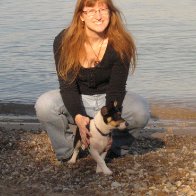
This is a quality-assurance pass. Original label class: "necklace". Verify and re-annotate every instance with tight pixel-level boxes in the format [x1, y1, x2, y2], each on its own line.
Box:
[88, 38, 105, 66]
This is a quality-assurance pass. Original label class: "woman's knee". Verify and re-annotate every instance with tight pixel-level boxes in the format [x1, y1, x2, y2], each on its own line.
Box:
[35, 90, 62, 122]
[123, 92, 150, 128]
[135, 106, 150, 128]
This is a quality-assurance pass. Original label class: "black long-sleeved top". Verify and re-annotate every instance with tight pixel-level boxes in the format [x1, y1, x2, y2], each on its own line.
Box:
[53, 30, 130, 119]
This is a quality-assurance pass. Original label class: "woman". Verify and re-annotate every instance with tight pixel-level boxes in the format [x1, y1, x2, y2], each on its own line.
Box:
[35, 0, 150, 162]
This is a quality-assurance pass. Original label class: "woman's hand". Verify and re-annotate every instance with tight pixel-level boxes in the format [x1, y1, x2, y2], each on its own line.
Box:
[75, 114, 92, 148]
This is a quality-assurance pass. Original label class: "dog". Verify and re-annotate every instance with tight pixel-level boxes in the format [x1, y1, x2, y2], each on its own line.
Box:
[68, 101, 128, 175]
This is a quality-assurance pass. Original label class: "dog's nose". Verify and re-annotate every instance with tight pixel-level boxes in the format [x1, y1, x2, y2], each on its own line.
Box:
[125, 122, 129, 127]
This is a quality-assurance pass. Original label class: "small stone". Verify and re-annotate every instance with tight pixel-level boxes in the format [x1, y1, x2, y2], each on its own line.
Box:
[146, 190, 153, 196]
[190, 171, 196, 177]
[111, 181, 121, 189]
[163, 186, 170, 193]
[176, 181, 182, 187]
[178, 168, 183, 172]
[187, 190, 195, 196]
[53, 187, 63, 192]
[149, 186, 156, 190]
[108, 176, 113, 180]
[12, 171, 19, 176]
[181, 185, 193, 194]
[62, 187, 69, 191]
[189, 178, 194, 184]
[133, 162, 141, 169]
[182, 146, 188, 152]
[126, 169, 136, 174]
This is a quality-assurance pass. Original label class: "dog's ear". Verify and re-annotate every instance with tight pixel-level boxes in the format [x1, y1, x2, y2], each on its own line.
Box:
[101, 106, 108, 116]
[107, 101, 116, 110]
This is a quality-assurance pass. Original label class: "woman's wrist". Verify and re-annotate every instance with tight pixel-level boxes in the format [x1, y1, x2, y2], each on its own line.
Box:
[75, 114, 83, 124]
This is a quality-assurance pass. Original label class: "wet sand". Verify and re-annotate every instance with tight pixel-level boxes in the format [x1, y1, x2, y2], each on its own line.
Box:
[149, 104, 196, 137]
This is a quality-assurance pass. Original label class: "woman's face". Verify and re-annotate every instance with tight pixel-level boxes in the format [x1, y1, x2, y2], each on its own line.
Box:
[80, 2, 110, 36]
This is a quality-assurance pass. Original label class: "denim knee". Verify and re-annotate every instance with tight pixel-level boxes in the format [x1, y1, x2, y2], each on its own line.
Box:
[122, 92, 150, 129]
[35, 90, 62, 122]
[133, 106, 150, 128]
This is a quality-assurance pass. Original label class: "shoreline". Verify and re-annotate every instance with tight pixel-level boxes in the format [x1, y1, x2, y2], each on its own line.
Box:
[0, 100, 195, 137]
[0, 101, 196, 117]
[0, 104, 195, 137]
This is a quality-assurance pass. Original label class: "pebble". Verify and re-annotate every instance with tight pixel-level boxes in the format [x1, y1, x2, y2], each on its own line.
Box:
[193, 161, 196, 168]
[111, 181, 121, 189]
[190, 171, 196, 177]
[146, 190, 153, 196]
[182, 146, 188, 152]
[175, 181, 182, 187]
[149, 186, 156, 190]
[53, 187, 63, 192]
[133, 162, 141, 169]
[126, 169, 137, 174]
[189, 178, 194, 184]
[181, 185, 195, 195]
[163, 186, 170, 193]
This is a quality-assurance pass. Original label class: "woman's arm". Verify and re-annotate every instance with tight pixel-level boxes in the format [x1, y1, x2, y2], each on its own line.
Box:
[53, 30, 86, 120]
[106, 53, 130, 108]
[53, 31, 91, 147]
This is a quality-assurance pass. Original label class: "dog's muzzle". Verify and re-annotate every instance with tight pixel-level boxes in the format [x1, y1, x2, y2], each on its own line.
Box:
[118, 121, 129, 130]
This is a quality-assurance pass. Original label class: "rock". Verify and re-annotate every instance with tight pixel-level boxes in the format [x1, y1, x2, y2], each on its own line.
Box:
[190, 171, 196, 177]
[176, 181, 182, 187]
[51, 186, 62, 192]
[163, 186, 170, 193]
[111, 181, 121, 189]
[126, 169, 137, 174]
[189, 178, 194, 184]
[133, 162, 141, 169]
[182, 146, 188, 152]
[181, 185, 194, 195]
[146, 190, 153, 196]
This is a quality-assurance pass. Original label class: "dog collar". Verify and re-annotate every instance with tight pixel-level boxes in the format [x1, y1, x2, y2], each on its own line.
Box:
[94, 121, 111, 137]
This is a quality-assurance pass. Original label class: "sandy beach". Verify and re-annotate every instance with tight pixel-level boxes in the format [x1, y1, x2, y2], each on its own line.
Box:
[0, 105, 196, 195]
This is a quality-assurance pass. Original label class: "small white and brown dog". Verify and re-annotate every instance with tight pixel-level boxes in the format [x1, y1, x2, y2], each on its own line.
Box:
[68, 101, 128, 175]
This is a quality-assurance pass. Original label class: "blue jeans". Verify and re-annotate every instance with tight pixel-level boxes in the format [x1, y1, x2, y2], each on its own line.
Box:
[35, 90, 150, 160]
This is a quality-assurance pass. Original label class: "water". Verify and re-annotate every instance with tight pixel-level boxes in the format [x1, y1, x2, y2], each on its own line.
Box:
[0, 0, 196, 113]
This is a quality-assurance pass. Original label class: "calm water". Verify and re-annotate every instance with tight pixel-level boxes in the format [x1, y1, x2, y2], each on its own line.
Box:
[0, 0, 196, 110]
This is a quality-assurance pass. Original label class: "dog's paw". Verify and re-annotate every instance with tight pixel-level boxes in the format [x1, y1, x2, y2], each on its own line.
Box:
[67, 159, 76, 164]
[96, 164, 112, 175]
[96, 166, 102, 173]
[97, 167, 112, 175]
[103, 168, 113, 175]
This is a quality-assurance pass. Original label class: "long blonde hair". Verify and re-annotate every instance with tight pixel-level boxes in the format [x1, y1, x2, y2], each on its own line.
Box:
[56, 0, 137, 81]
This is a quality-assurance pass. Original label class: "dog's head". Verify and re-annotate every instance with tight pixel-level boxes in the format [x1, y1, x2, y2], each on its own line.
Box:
[101, 101, 128, 130]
